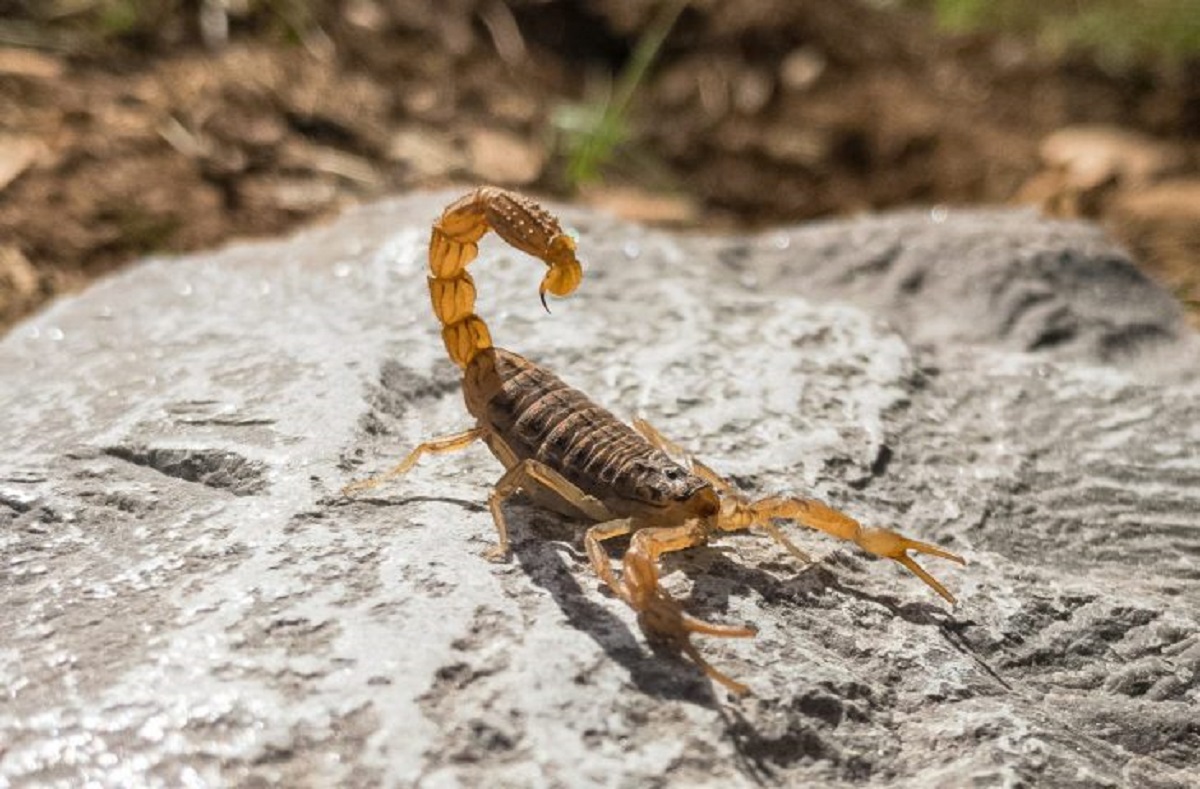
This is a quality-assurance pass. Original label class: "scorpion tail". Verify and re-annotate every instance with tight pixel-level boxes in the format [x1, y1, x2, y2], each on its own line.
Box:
[428, 186, 584, 368]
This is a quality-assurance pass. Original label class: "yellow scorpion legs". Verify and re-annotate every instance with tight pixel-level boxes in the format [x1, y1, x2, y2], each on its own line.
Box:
[341, 427, 486, 496]
[585, 515, 757, 694]
[634, 418, 964, 604]
[719, 496, 966, 604]
[608, 420, 966, 693]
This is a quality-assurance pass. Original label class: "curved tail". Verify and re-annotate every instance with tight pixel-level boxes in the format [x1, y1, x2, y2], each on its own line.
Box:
[428, 187, 583, 368]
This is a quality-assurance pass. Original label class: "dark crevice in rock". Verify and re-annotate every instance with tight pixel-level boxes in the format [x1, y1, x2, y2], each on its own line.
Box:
[0, 491, 36, 514]
[103, 444, 267, 495]
[869, 443, 893, 479]
[841, 241, 903, 284]
[1027, 322, 1079, 351]
[1098, 322, 1177, 360]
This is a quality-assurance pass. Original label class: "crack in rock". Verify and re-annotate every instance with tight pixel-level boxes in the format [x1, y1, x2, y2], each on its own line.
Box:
[103, 444, 267, 495]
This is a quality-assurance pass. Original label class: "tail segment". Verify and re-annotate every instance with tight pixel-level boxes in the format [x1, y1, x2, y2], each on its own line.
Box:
[428, 187, 584, 368]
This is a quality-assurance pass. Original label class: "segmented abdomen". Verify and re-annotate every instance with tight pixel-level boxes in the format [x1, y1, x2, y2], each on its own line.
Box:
[462, 348, 697, 513]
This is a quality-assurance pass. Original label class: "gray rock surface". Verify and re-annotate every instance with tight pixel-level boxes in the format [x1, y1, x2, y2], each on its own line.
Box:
[1, 192, 1197, 787]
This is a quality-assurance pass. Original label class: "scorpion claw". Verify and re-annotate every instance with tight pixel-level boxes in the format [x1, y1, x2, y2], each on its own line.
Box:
[636, 589, 756, 695]
[857, 527, 965, 605]
[894, 554, 956, 605]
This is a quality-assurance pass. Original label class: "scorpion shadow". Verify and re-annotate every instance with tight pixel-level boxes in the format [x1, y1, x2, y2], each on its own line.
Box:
[509, 505, 984, 705]
[509, 515, 984, 784]
[509, 505, 731, 705]
[706, 549, 1008, 690]
[354, 493, 995, 778]
[340, 491, 726, 703]
[678, 544, 999, 782]
[686, 544, 1002, 690]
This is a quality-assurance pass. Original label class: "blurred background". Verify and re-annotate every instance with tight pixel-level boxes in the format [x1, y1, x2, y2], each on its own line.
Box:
[1, 0, 1197, 332]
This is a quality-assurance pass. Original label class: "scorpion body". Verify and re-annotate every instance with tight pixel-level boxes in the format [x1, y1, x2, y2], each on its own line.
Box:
[465, 347, 713, 520]
[346, 186, 966, 694]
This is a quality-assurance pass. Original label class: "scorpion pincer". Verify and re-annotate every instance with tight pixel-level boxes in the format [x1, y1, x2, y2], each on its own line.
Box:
[344, 186, 966, 694]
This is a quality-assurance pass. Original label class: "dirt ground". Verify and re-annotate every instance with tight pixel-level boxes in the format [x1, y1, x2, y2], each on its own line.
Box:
[1, 0, 1197, 332]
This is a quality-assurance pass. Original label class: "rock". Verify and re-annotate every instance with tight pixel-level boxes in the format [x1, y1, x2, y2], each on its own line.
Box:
[722, 207, 1191, 368]
[0, 246, 40, 313]
[0, 47, 64, 79]
[0, 134, 43, 193]
[1, 193, 1197, 787]
[580, 185, 699, 225]
[760, 124, 832, 167]
[1018, 125, 1189, 217]
[238, 173, 342, 214]
[780, 46, 827, 92]
[466, 128, 545, 187]
[1110, 179, 1200, 325]
[732, 67, 775, 115]
[387, 127, 465, 180]
[1038, 126, 1186, 191]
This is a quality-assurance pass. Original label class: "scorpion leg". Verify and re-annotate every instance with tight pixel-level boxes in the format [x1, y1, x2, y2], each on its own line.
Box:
[487, 458, 612, 561]
[485, 463, 752, 690]
[584, 519, 634, 598]
[623, 524, 757, 695]
[721, 496, 965, 604]
[342, 427, 486, 496]
[632, 418, 813, 564]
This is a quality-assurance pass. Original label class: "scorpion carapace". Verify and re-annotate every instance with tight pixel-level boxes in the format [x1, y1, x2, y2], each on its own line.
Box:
[346, 186, 967, 695]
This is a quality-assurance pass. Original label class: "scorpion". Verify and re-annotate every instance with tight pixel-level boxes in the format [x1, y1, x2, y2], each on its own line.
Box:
[345, 186, 966, 695]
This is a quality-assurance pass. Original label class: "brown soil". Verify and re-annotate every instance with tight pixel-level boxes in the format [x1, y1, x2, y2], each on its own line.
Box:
[1, 0, 1197, 332]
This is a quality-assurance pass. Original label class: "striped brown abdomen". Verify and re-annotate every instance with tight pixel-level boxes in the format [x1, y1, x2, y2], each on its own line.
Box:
[462, 348, 712, 516]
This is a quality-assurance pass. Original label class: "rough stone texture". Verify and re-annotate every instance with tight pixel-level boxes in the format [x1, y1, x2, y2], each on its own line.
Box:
[1, 192, 1197, 788]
